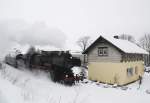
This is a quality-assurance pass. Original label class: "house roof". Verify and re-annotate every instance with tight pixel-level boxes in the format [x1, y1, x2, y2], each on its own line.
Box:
[83, 35, 149, 55]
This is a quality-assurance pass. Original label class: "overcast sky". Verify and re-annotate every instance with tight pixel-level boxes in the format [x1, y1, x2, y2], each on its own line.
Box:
[0, 0, 150, 56]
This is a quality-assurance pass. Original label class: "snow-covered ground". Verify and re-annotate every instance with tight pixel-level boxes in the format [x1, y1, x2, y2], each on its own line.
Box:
[0, 63, 150, 103]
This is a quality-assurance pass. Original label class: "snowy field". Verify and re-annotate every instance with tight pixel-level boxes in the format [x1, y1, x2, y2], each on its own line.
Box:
[0, 63, 150, 103]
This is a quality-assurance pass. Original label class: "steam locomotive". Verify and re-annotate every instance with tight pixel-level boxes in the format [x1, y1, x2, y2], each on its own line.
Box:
[5, 50, 81, 85]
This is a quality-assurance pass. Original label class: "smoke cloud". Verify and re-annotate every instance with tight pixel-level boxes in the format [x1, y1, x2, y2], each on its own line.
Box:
[0, 19, 67, 58]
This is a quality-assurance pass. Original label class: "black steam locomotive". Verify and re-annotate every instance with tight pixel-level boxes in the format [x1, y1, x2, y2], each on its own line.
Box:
[5, 50, 81, 85]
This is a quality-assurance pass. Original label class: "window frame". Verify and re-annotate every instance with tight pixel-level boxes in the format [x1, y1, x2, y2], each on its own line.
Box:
[127, 68, 134, 77]
[98, 47, 108, 56]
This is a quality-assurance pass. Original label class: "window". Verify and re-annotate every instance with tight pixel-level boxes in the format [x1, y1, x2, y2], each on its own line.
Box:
[127, 68, 134, 77]
[98, 47, 108, 56]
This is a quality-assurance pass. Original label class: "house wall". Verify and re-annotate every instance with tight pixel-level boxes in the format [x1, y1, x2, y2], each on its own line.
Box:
[88, 61, 144, 85]
[87, 42, 122, 63]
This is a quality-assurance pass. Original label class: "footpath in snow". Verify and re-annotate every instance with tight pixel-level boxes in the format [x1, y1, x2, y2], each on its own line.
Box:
[0, 63, 150, 103]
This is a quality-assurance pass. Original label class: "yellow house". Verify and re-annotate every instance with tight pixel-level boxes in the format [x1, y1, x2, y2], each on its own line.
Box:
[83, 35, 148, 86]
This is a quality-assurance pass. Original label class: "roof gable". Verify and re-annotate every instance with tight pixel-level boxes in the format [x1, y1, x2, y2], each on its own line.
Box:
[83, 35, 148, 55]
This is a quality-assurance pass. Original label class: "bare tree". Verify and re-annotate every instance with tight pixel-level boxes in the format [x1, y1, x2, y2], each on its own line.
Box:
[77, 36, 91, 65]
[139, 34, 150, 65]
[119, 34, 135, 43]
[77, 36, 90, 52]
[139, 34, 150, 50]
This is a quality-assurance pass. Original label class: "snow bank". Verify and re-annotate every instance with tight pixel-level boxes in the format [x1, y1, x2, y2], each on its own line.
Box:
[0, 64, 150, 103]
[0, 64, 78, 103]
[0, 90, 8, 103]
[0, 77, 24, 103]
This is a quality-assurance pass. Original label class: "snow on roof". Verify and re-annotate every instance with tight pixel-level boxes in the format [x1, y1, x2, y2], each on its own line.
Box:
[84, 35, 149, 54]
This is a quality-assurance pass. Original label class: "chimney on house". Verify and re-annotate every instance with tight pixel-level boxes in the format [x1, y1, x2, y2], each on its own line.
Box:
[113, 35, 119, 39]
